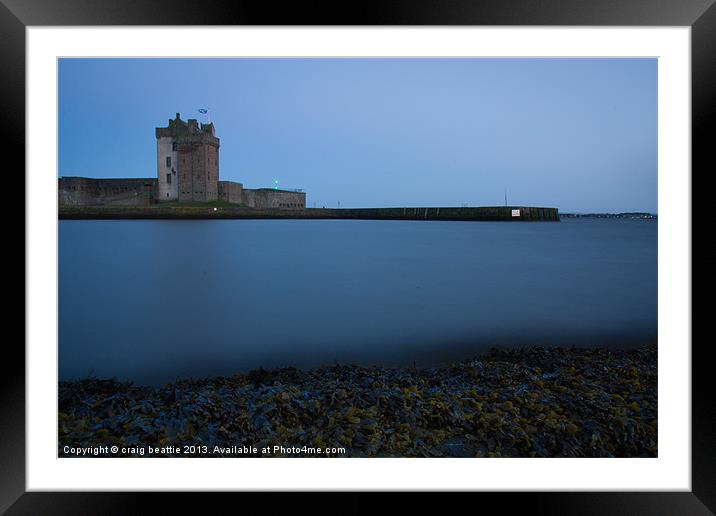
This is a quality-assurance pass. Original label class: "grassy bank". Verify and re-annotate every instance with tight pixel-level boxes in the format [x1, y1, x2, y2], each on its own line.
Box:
[59, 345, 656, 458]
[156, 200, 247, 208]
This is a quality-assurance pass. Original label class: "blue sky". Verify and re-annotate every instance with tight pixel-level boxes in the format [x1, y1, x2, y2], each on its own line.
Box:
[58, 58, 657, 212]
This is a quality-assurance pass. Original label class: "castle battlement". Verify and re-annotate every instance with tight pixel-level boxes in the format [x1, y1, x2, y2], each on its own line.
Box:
[156, 113, 219, 145]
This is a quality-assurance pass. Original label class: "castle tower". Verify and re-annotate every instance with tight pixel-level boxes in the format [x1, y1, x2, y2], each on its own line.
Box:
[156, 113, 220, 202]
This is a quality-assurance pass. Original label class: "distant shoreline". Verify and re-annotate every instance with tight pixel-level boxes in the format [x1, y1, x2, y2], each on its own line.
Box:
[560, 212, 657, 219]
[58, 205, 560, 221]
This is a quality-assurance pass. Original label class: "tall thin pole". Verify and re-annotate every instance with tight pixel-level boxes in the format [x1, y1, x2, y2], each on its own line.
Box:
[504, 189, 508, 206]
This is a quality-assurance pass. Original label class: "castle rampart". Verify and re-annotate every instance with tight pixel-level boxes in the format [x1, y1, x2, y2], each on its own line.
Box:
[59, 113, 305, 209]
[218, 181, 243, 204]
[58, 177, 157, 206]
[242, 188, 306, 209]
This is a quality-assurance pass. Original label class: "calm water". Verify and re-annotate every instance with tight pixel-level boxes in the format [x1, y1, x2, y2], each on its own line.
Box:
[59, 218, 657, 385]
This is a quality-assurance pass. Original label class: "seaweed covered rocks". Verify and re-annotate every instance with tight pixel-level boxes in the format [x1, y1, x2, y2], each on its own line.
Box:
[58, 345, 657, 458]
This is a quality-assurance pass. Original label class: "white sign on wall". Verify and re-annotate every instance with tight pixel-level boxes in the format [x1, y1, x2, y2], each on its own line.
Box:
[511, 209, 521, 217]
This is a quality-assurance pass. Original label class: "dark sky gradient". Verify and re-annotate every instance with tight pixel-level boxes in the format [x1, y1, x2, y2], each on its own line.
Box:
[58, 58, 657, 212]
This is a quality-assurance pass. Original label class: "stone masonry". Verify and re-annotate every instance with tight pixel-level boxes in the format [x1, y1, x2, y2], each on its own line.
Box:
[156, 113, 220, 202]
[58, 177, 157, 206]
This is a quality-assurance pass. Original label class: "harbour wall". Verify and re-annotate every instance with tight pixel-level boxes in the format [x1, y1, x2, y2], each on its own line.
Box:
[59, 206, 559, 221]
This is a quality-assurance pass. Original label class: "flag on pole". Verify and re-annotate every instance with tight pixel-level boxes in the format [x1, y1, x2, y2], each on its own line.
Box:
[198, 109, 208, 114]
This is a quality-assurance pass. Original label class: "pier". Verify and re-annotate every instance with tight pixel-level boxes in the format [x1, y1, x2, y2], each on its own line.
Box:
[59, 205, 559, 221]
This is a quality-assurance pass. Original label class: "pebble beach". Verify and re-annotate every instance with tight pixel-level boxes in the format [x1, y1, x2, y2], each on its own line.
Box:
[59, 344, 657, 458]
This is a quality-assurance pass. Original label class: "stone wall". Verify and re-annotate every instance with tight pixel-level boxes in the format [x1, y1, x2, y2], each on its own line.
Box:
[218, 181, 243, 203]
[177, 142, 218, 202]
[59, 177, 158, 207]
[58, 178, 308, 210]
[60, 205, 560, 221]
[242, 189, 306, 209]
[312, 206, 560, 221]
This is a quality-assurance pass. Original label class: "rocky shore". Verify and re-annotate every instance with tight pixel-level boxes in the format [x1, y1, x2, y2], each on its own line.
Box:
[59, 345, 657, 458]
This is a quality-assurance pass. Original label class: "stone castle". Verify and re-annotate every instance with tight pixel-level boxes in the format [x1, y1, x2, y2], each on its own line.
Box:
[156, 113, 220, 203]
[59, 113, 306, 209]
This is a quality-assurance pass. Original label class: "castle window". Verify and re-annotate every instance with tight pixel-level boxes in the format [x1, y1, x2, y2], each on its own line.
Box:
[172, 142, 177, 151]
[166, 156, 171, 167]
[166, 173, 172, 184]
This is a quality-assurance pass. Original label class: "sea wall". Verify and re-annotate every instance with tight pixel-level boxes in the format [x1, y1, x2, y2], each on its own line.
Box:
[323, 206, 559, 221]
[59, 205, 559, 221]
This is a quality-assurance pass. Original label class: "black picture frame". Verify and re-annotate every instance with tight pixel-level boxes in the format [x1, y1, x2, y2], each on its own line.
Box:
[6, 0, 713, 513]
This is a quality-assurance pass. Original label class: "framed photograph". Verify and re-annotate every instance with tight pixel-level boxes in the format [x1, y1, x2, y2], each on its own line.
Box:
[8, 0, 713, 512]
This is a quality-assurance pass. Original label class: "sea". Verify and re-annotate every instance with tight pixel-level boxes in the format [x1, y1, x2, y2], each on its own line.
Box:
[59, 218, 657, 385]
